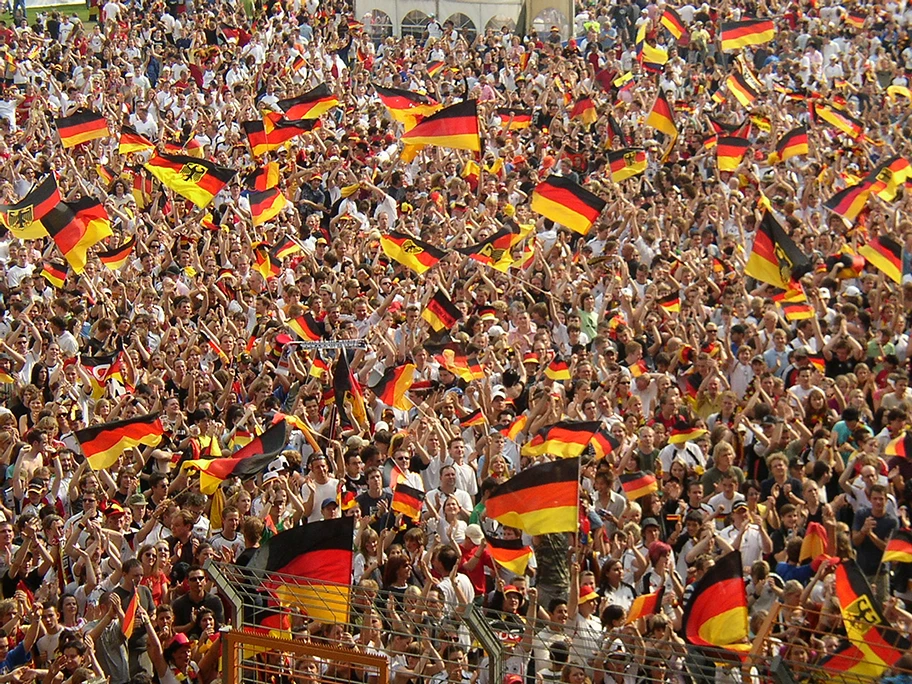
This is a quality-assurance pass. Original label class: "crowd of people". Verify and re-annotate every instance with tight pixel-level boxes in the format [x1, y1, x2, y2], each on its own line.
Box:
[0, 0, 908, 682]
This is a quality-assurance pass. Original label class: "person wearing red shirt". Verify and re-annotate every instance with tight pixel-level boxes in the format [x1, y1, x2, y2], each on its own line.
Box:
[458, 524, 495, 603]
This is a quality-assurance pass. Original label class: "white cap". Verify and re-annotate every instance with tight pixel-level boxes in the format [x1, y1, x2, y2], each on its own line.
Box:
[465, 524, 484, 545]
[262, 471, 280, 484]
[267, 455, 289, 472]
[843, 285, 862, 297]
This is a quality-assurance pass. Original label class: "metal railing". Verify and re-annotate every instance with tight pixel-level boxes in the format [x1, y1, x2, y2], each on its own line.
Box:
[203, 561, 912, 684]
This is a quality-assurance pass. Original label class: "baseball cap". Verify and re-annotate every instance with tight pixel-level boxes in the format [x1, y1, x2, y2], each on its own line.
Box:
[503, 585, 522, 596]
[127, 493, 148, 507]
[641, 517, 660, 529]
[321, 498, 339, 509]
[465, 524, 484, 545]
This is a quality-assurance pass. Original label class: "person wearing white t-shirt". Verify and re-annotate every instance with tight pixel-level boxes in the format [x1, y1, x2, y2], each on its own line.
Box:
[301, 454, 339, 523]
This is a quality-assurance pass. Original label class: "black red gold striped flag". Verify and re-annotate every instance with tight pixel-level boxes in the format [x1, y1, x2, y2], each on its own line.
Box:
[845, 10, 865, 28]
[244, 163, 280, 191]
[682, 551, 750, 654]
[427, 60, 445, 77]
[272, 236, 302, 261]
[658, 292, 681, 313]
[886, 431, 912, 458]
[400, 100, 481, 152]
[435, 350, 484, 382]
[824, 181, 871, 221]
[81, 353, 124, 399]
[799, 521, 828, 562]
[810, 101, 863, 139]
[626, 587, 665, 624]
[669, 423, 708, 444]
[809, 353, 825, 372]
[380, 230, 447, 274]
[495, 107, 532, 130]
[867, 156, 912, 201]
[144, 153, 236, 208]
[720, 18, 775, 51]
[369, 364, 415, 410]
[607, 148, 647, 182]
[333, 352, 368, 428]
[0, 174, 60, 239]
[531, 175, 606, 234]
[42, 198, 113, 274]
[182, 422, 286, 493]
[716, 136, 750, 172]
[484, 534, 533, 575]
[459, 408, 486, 428]
[544, 357, 571, 381]
[98, 235, 136, 270]
[374, 85, 442, 129]
[250, 188, 288, 226]
[660, 8, 684, 38]
[498, 415, 527, 441]
[392, 483, 425, 520]
[456, 225, 529, 271]
[485, 457, 580, 535]
[833, 559, 908, 676]
[521, 421, 600, 459]
[248, 517, 354, 625]
[252, 242, 281, 280]
[883, 529, 912, 564]
[570, 97, 597, 126]
[607, 113, 627, 146]
[769, 126, 808, 163]
[277, 83, 340, 120]
[620, 471, 658, 500]
[707, 115, 742, 135]
[725, 72, 759, 107]
[781, 302, 815, 321]
[288, 313, 325, 341]
[646, 91, 677, 139]
[590, 428, 620, 460]
[56, 109, 109, 148]
[243, 116, 319, 156]
[40, 261, 68, 289]
[75, 413, 165, 471]
[859, 235, 902, 284]
[118, 125, 155, 154]
[745, 211, 810, 289]
[422, 289, 460, 332]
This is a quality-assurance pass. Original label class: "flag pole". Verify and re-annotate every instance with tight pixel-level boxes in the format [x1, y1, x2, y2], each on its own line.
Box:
[873, 526, 897, 590]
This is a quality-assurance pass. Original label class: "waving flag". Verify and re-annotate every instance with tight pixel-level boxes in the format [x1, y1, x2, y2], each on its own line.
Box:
[56, 109, 109, 147]
[182, 422, 287, 493]
[485, 458, 580, 536]
[521, 421, 600, 459]
[660, 8, 684, 38]
[145, 153, 236, 208]
[75, 413, 165, 471]
[400, 100, 481, 152]
[0, 173, 60, 239]
[484, 534, 533, 575]
[380, 231, 447, 274]
[720, 18, 775, 51]
[745, 212, 810, 289]
[277, 83, 340, 120]
[859, 235, 903, 284]
[531, 175, 606, 234]
[682, 551, 750, 653]
[119, 125, 155, 154]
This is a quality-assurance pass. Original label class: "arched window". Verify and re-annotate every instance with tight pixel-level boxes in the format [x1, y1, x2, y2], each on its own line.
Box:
[531, 8, 568, 39]
[401, 10, 429, 40]
[366, 9, 393, 43]
[444, 12, 477, 44]
[485, 16, 517, 34]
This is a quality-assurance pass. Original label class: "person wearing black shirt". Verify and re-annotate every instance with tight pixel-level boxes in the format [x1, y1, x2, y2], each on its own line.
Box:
[171, 567, 225, 634]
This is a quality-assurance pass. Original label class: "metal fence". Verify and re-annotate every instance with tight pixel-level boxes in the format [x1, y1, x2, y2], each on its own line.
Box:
[203, 561, 912, 684]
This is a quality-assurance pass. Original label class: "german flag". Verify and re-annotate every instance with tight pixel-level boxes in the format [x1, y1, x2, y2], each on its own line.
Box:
[456, 225, 528, 271]
[229, 429, 255, 451]
[883, 529, 912, 564]
[499, 415, 527, 441]
[521, 421, 600, 459]
[720, 18, 776, 51]
[545, 357, 571, 381]
[620, 471, 658, 500]
[590, 428, 620, 461]
[400, 100, 480, 152]
[277, 83, 340, 120]
[484, 534, 532, 575]
[629, 360, 649, 379]
[682, 551, 750, 653]
[392, 483, 425, 520]
[373, 85, 442, 129]
[660, 7, 684, 38]
[495, 107, 532, 130]
[859, 235, 903, 284]
[98, 236, 136, 270]
[244, 163, 280, 191]
[122, 592, 138, 638]
[144, 153, 236, 208]
[182, 422, 287, 493]
[845, 10, 866, 28]
[380, 230, 447, 274]
[81, 353, 123, 399]
[769, 126, 808, 163]
[607, 113, 627, 146]
[530, 175, 606, 235]
[607, 149, 647, 182]
[422, 289, 460, 332]
[810, 101, 863, 139]
[118, 125, 154, 154]
[640, 42, 668, 70]
[369, 364, 415, 410]
[867, 156, 912, 201]
[249, 188, 288, 226]
[0, 173, 60, 239]
[799, 521, 828, 562]
[646, 91, 677, 139]
[41, 199, 113, 274]
[658, 292, 681, 313]
[252, 242, 281, 280]
[96, 164, 115, 186]
[459, 408, 486, 428]
[202, 328, 229, 364]
[885, 431, 912, 458]
[711, 89, 727, 104]
[75, 413, 165, 471]
[781, 302, 815, 321]
[263, 112, 319, 145]
[745, 211, 810, 289]
[427, 60, 445, 77]
[56, 109, 109, 148]
[247, 517, 354, 625]
[669, 423, 708, 444]
[162, 139, 205, 159]
[833, 559, 909, 674]
[821, 640, 889, 679]
[485, 457, 580, 536]
[750, 114, 772, 132]
[824, 181, 871, 221]
[40, 261, 67, 289]
[288, 313, 325, 341]
[716, 136, 750, 172]
[309, 355, 329, 379]
[272, 236, 302, 260]
[570, 97, 598, 127]
[725, 72, 759, 107]
[808, 353, 825, 373]
[626, 587, 664, 624]
[707, 115, 741, 135]
[436, 351, 485, 382]
[333, 353, 368, 428]
[131, 168, 154, 209]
